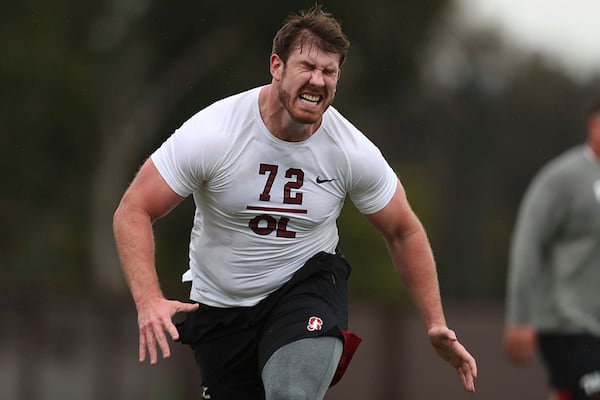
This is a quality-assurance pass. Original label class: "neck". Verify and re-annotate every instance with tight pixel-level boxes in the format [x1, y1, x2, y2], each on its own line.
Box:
[259, 85, 320, 142]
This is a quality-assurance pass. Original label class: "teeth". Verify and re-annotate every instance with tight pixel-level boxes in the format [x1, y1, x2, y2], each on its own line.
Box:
[299, 94, 320, 103]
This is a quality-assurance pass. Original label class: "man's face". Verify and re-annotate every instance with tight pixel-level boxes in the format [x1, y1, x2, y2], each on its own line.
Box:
[589, 113, 600, 150]
[274, 44, 341, 125]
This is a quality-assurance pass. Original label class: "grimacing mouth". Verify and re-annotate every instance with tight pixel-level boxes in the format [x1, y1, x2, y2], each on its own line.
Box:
[299, 92, 322, 105]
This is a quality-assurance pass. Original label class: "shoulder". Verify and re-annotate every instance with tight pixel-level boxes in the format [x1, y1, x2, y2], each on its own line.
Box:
[169, 87, 261, 150]
[535, 146, 585, 185]
[524, 146, 585, 203]
[152, 87, 262, 182]
[322, 107, 384, 158]
[322, 107, 397, 213]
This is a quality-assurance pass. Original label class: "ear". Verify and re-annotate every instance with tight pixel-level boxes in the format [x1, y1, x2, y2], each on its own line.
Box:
[270, 54, 284, 81]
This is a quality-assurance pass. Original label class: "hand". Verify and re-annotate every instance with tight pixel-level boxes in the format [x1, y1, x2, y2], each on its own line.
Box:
[136, 297, 199, 364]
[428, 325, 478, 393]
[503, 325, 536, 365]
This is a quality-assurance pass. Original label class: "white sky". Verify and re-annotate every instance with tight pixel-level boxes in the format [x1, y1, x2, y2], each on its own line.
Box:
[455, 0, 600, 81]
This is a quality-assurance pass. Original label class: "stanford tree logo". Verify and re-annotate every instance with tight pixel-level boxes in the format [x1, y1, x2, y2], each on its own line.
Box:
[306, 316, 323, 331]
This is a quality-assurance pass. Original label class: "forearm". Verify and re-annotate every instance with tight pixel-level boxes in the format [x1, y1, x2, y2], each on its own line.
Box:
[113, 205, 163, 307]
[386, 228, 446, 329]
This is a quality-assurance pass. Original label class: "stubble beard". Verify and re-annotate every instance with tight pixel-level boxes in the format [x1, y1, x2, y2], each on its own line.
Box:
[277, 74, 335, 125]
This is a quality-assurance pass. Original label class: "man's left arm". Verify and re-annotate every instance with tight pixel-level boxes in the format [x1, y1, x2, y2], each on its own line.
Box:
[365, 179, 477, 392]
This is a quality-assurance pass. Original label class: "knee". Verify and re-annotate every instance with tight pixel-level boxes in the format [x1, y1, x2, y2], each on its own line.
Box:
[262, 337, 342, 400]
[265, 384, 312, 400]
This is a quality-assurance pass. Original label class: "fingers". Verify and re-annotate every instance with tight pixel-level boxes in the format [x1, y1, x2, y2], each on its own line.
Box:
[455, 340, 478, 386]
[139, 330, 147, 363]
[166, 319, 180, 342]
[503, 326, 536, 364]
[468, 352, 478, 379]
[504, 338, 534, 364]
[137, 300, 199, 365]
[457, 363, 476, 392]
[434, 330, 477, 393]
[139, 322, 171, 364]
[455, 340, 477, 377]
[155, 325, 171, 361]
[176, 301, 200, 313]
[429, 326, 478, 393]
[147, 327, 160, 364]
[504, 342, 523, 364]
[454, 353, 477, 392]
[167, 301, 199, 342]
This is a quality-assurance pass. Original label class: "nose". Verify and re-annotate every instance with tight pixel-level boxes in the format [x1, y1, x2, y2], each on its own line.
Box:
[309, 69, 326, 87]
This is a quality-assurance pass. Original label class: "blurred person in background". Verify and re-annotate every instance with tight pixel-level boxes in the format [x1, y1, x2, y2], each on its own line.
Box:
[113, 4, 477, 399]
[504, 95, 600, 400]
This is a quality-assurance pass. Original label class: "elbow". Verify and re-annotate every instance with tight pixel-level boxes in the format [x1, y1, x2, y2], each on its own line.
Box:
[113, 200, 127, 235]
[113, 194, 137, 232]
[113, 195, 155, 233]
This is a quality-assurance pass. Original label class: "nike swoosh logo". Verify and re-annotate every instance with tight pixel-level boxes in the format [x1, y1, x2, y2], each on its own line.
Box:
[316, 176, 338, 184]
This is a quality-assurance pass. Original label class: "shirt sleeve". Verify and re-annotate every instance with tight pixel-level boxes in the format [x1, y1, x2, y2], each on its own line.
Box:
[505, 165, 567, 325]
[347, 138, 398, 215]
[151, 111, 225, 197]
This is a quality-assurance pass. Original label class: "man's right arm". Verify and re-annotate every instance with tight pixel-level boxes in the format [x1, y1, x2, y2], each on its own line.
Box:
[113, 158, 198, 364]
[503, 169, 562, 364]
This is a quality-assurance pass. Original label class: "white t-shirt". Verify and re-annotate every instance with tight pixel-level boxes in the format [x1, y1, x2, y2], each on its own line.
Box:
[152, 86, 397, 307]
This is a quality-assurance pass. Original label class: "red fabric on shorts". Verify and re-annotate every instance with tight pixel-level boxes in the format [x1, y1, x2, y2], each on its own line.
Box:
[330, 330, 362, 386]
[556, 389, 572, 400]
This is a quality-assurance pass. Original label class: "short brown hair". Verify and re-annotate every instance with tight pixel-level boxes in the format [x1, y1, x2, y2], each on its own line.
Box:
[272, 4, 350, 67]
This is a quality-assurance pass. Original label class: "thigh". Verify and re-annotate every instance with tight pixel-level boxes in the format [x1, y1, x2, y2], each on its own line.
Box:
[258, 253, 350, 369]
[256, 251, 360, 385]
[539, 333, 600, 399]
[257, 261, 347, 371]
[538, 333, 576, 391]
[568, 335, 600, 399]
[177, 305, 265, 400]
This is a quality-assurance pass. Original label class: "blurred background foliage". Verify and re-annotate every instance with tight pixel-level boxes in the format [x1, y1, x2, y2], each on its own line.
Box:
[2, 0, 599, 306]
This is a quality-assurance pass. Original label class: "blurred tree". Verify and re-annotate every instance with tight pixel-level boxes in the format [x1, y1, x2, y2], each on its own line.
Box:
[0, 1, 102, 292]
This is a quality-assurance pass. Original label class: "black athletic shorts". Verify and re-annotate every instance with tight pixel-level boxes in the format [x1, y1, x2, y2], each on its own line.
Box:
[175, 251, 362, 400]
[538, 333, 600, 399]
